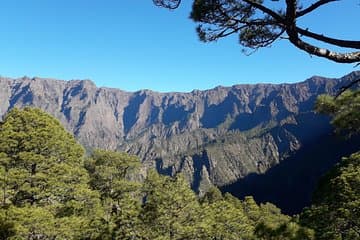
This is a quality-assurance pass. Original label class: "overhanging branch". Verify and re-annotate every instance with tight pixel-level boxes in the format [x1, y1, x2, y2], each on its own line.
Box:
[154, 0, 360, 64]
[289, 35, 360, 63]
[297, 0, 339, 17]
[297, 27, 360, 49]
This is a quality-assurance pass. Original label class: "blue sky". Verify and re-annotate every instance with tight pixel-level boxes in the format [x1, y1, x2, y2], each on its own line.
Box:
[0, 0, 359, 92]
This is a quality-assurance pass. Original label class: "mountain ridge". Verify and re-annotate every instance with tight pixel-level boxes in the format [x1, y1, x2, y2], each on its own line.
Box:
[1, 71, 359, 213]
[1, 71, 354, 94]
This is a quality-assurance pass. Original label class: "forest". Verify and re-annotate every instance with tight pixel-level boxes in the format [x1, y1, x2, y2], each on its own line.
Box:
[0, 89, 359, 239]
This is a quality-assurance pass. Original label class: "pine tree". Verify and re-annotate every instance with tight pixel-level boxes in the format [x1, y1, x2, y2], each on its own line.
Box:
[141, 171, 200, 239]
[0, 108, 102, 239]
[85, 149, 142, 239]
[300, 152, 360, 240]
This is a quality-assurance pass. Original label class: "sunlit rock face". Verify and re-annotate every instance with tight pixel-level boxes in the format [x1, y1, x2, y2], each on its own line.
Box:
[1, 71, 359, 205]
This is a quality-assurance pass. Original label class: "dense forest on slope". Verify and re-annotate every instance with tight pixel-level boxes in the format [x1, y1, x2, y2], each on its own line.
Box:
[1, 72, 359, 214]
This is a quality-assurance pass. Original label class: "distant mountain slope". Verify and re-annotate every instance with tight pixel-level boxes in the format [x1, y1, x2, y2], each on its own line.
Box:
[1, 72, 359, 213]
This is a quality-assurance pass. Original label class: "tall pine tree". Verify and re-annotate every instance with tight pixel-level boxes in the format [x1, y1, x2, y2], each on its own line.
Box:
[0, 108, 103, 239]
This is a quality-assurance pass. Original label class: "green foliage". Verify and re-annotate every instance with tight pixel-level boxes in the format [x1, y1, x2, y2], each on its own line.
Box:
[239, 196, 314, 240]
[0, 107, 87, 207]
[200, 185, 223, 204]
[254, 221, 314, 240]
[139, 174, 305, 240]
[113, 193, 143, 240]
[141, 170, 201, 239]
[196, 195, 254, 239]
[86, 149, 140, 200]
[86, 149, 142, 240]
[315, 90, 360, 136]
[8, 206, 56, 239]
[190, 0, 282, 49]
[0, 211, 15, 239]
[300, 152, 360, 240]
[0, 108, 103, 239]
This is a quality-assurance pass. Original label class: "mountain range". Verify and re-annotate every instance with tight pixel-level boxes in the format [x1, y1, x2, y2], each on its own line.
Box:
[1, 71, 359, 214]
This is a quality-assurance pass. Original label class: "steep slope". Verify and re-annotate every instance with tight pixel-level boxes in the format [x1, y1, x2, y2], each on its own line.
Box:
[0, 72, 359, 210]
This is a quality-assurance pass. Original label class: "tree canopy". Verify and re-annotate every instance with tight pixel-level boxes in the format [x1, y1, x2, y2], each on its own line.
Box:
[0, 107, 103, 239]
[300, 151, 360, 240]
[316, 90, 360, 136]
[154, 0, 360, 64]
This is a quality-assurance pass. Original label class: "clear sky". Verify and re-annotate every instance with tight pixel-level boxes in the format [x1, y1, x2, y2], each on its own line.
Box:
[0, 0, 359, 92]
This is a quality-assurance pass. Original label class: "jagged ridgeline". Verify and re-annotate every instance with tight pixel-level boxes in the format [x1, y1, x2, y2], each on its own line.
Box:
[0, 71, 359, 214]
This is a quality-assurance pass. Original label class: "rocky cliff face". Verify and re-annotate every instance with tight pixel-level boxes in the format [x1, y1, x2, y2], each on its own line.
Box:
[1, 72, 359, 198]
